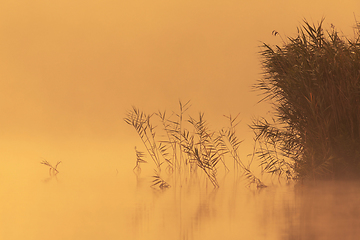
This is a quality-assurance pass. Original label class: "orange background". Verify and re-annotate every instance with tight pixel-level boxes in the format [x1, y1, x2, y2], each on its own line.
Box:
[0, 1, 359, 177]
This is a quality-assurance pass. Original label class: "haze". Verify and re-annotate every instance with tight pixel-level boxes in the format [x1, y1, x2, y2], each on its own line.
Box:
[0, 0, 359, 179]
[2, 1, 360, 240]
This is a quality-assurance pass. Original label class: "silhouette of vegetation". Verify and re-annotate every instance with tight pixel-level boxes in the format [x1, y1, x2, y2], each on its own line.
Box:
[151, 169, 171, 189]
[125, 101, 265, 189]
[133, 147, 147, 175]
[252, 19, 360, 180]
[40, 159, 61, 176]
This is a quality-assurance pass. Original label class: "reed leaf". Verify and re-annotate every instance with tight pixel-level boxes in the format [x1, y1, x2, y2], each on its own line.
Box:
[151, 169, 171, 189]
[133, 147, 147, 174]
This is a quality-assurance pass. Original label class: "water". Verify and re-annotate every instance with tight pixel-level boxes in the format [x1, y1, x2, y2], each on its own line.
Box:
[2, 160, 360, 240]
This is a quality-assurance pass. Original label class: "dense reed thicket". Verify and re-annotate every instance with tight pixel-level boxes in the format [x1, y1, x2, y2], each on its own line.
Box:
[252, 19, 360, 180]
[125, 101, 265, 189]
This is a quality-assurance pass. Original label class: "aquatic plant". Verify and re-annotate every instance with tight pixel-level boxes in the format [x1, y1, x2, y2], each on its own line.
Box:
[217, 114, 266, 187]
[151, 169, 171, 189]
[125, 101, 264, 189]
[40, 159, 61, 176]
[133, 147, 147, 175]
[252, 19, 360, 180]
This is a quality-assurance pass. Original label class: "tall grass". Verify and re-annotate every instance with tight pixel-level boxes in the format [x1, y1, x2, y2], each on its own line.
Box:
[252, 19, 360, 180]
[124, 101, 265, 189]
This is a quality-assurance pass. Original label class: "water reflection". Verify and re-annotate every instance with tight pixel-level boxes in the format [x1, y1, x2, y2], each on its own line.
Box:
[130, 180, 360, 240]
[284, 181, 360, 240]
[1, 168, 360, 240]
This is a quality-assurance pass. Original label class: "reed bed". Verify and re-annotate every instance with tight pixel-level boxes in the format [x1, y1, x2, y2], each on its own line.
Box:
[124, 101, 265, 189]
[252, 19, 360, 180]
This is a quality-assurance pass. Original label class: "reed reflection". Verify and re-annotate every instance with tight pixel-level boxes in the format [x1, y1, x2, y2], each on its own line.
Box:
[281, 181, 360, 240]
[129, 180, 360, 240]
[129, 177, 282, 240]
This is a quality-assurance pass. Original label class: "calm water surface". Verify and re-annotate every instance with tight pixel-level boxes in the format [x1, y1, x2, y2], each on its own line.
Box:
[1, 162, 360, 240]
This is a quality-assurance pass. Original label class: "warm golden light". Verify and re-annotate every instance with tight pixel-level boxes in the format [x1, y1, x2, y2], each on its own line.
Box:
[0, 1, 359, 239]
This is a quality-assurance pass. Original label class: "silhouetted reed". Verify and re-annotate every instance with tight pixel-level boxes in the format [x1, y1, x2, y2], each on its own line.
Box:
[40, 159, 61, 176]
[252, 19, 360, 180]
[133, 147, 147, 175]
[125, 101, 265, 189]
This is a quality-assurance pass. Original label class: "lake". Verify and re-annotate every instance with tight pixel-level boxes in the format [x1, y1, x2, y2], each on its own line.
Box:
[1, 155, 360, 240]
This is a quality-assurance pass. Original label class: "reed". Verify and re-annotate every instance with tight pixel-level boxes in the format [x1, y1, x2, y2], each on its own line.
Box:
[124, 101, 265, 189]
[252, 19, 360, 180]
[40, 159, 61, 176]
[133, 147, 147, 175]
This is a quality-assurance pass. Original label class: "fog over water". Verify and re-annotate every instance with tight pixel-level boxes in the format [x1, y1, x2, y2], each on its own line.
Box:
[1, 1, 360, 239]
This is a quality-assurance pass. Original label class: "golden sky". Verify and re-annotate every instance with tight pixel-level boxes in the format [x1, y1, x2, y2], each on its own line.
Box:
[0, 1, 359, 170]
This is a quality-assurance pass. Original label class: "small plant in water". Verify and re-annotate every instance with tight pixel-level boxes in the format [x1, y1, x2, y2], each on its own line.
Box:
[41, 159, 61, 176]
[151, 169, 171, 189]
[133, 147, 147, 175]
